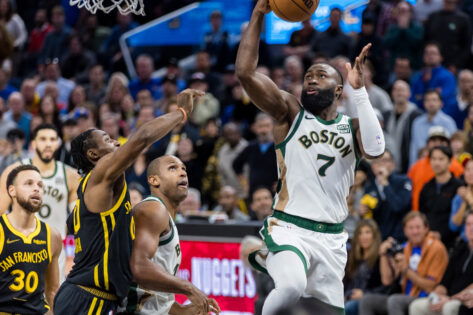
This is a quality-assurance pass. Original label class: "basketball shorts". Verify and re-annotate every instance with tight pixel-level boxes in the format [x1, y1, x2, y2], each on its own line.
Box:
[249, 211, 348, 308]
[54, 281, 118, 315]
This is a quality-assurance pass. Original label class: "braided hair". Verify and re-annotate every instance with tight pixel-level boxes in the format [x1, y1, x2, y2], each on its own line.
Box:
[71, 129, 97, 176]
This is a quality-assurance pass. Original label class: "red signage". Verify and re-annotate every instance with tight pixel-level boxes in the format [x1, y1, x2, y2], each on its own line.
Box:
[175, 240, 257, 314]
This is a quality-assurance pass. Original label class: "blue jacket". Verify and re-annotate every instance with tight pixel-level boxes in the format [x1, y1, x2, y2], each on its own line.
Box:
[364, 173, 412, 241]
[410, 66, 457, 119]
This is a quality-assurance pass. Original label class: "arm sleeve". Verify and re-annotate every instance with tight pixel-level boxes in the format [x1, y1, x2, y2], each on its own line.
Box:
[352, 87, 385, 156]
[449, 195, 463, 232]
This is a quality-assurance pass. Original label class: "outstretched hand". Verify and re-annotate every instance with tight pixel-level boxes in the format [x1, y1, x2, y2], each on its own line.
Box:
[176, 89, 205, 116]
[345, 43, 371, 89]
[254, 0, 271, 15]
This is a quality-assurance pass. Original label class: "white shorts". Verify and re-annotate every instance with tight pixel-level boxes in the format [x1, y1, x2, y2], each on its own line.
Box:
[249, 215, 348, 308]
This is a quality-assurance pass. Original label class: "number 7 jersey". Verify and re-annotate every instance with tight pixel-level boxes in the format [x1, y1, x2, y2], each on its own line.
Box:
[273, 109, 359, 224]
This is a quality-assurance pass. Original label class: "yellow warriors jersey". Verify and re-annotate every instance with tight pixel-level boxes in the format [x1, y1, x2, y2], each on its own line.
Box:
[273, 109, 359, 224]
[0, 215, 52, 314]
[66, 172, 134, 301]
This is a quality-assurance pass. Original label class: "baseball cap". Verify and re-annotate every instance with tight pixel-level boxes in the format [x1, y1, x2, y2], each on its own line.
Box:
[189, 72, 207, 85]
[427, 126, 450, 142]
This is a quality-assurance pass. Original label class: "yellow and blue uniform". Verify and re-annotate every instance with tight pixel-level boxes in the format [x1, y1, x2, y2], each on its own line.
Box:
[0, 214, 52, 314]
[54, 172, 135, 314]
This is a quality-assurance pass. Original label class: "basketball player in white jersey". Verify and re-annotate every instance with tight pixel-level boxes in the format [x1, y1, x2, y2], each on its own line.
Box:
[236, 0, 385, 314]
[0, 123, 81, 281]
[124, 155, 220, 314]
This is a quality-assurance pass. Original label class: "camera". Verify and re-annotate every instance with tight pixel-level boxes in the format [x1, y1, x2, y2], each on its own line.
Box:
[386, 240, 404, 257]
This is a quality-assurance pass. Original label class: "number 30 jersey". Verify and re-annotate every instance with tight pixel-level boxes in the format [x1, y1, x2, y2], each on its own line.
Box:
[0, 214, 52, 314]
[273, 109, 358, 224]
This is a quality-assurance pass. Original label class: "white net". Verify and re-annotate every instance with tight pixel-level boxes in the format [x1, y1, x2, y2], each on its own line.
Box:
[69, 0, 145, 15]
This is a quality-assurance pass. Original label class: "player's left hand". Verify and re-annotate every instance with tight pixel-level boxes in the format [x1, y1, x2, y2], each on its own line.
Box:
[346, 43, 371, 89]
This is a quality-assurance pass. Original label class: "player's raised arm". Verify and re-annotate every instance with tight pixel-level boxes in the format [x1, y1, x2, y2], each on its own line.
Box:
[44, 227, 62, 311]
[346, 44, 385, 159]
[236, 0, 298, 123]
[130, 201, 214, 313]
[91, 89, 203, 184]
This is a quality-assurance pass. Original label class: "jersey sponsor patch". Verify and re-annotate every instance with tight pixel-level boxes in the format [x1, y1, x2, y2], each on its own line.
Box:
[336, 124, 350, 134]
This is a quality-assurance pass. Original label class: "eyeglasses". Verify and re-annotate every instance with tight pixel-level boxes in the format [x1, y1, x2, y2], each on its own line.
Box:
[44, 58, 59, 65]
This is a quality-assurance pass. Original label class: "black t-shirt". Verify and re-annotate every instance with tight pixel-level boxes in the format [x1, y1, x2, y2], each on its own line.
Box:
[441, 241, 473, 295]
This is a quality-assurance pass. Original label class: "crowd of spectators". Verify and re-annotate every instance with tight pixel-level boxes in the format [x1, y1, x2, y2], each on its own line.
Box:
[1, 0, 473, 314]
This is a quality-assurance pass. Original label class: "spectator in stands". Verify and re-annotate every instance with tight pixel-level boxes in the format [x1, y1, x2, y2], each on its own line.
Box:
[176, 137, 204, 191]
[351, 16, 386, 86]
[283, 56, 304, 90]
[226, 82, 260, 129]
[100, 113, 127, 146]
[424, 0, 472, 71]
[388, 57, 413, 87]
[410, 90, 457, 166]
[410, 43, 457, 117]
[155, 74, 178, 112]
[79, 14, 111, 53]
[0, 68, 16, 101]
[128, 182, 146, 208]
[61, 34, 96, 82]
[187, 72, 220, 127]
[211, 185, 249, 222]
[384, 80, 422, 173]
[408, 126, 464, 211]
[250, 187, 273, 221]
[362, 0, 396, 37]
[233, 113, 278, 197]
[344, 220, 382, 315]
[0, 97, 14, 139]
[4, 92, 31, 144]
[100, 12, 138, 71]
[409, 210, 473, 315]
[0, 128, 27, 173]
[449, 69, 473, 129]
[56, 118, 78, 167]
[420, 146, 462, 248]
[27, 8, 52, 55]
[203, 10, 231, 72]
[359, 212, 449, 315]
[364, 60, 393, 113]
[413, 0, 443, 22]
[105, 72, 129, 113]
[40, 6, 72, 64]
[450, 131, 472, 165]
[311, 7, 352, 58]
[284, 19, 318, 59]
[0, 0, 26, 49]
[20, 79, 40, 115]
[362, 150, 411, 241]
[38, 95, 61, 130]
[465, 105, 473, 155]
[128, 54, 160, 100]
[383, 1, 423, 71]
[177, 187, 203, 221]
[450, 159, 473, 242]
[191, 50, 221, 97]
[36, 58, 75, 106]
[217, 122, 248, 198]
[125, 152, 149, 197]
[84, 64, 106, 106]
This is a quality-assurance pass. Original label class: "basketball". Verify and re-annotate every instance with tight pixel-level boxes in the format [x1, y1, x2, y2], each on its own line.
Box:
[269, 0, 319, 22]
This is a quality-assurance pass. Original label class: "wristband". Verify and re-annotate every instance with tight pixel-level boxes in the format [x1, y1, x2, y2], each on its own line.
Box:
[177, 107, 188, 123]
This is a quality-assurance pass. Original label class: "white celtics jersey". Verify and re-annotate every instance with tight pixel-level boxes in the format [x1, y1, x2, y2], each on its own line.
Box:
[132, 196, 182, 315]
[273, 109, 358, 224]
[21, 159, 69, 238]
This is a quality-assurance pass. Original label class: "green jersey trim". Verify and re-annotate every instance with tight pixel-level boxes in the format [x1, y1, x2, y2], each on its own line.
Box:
[275, 108, 305, 150]
[316, 112, 343, 125]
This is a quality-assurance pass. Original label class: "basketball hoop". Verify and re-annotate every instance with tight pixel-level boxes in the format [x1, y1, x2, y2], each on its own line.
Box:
[69, 0, 145, 15]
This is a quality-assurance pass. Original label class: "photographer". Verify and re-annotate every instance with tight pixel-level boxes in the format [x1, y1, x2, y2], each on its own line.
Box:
[409, 211, 473, 315]
[359, 212, 449, 315]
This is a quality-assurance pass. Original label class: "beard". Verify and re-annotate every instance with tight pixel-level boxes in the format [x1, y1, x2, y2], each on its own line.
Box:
[300, 87, 336, 115]
[36, 148, 54, 164]
[17, 195, 41, 213]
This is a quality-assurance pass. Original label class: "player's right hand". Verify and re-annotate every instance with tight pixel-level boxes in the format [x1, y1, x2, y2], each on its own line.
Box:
[187, 285, 209, 314]
[177, 89, 205, 116]
[254, 0, 271, 15]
